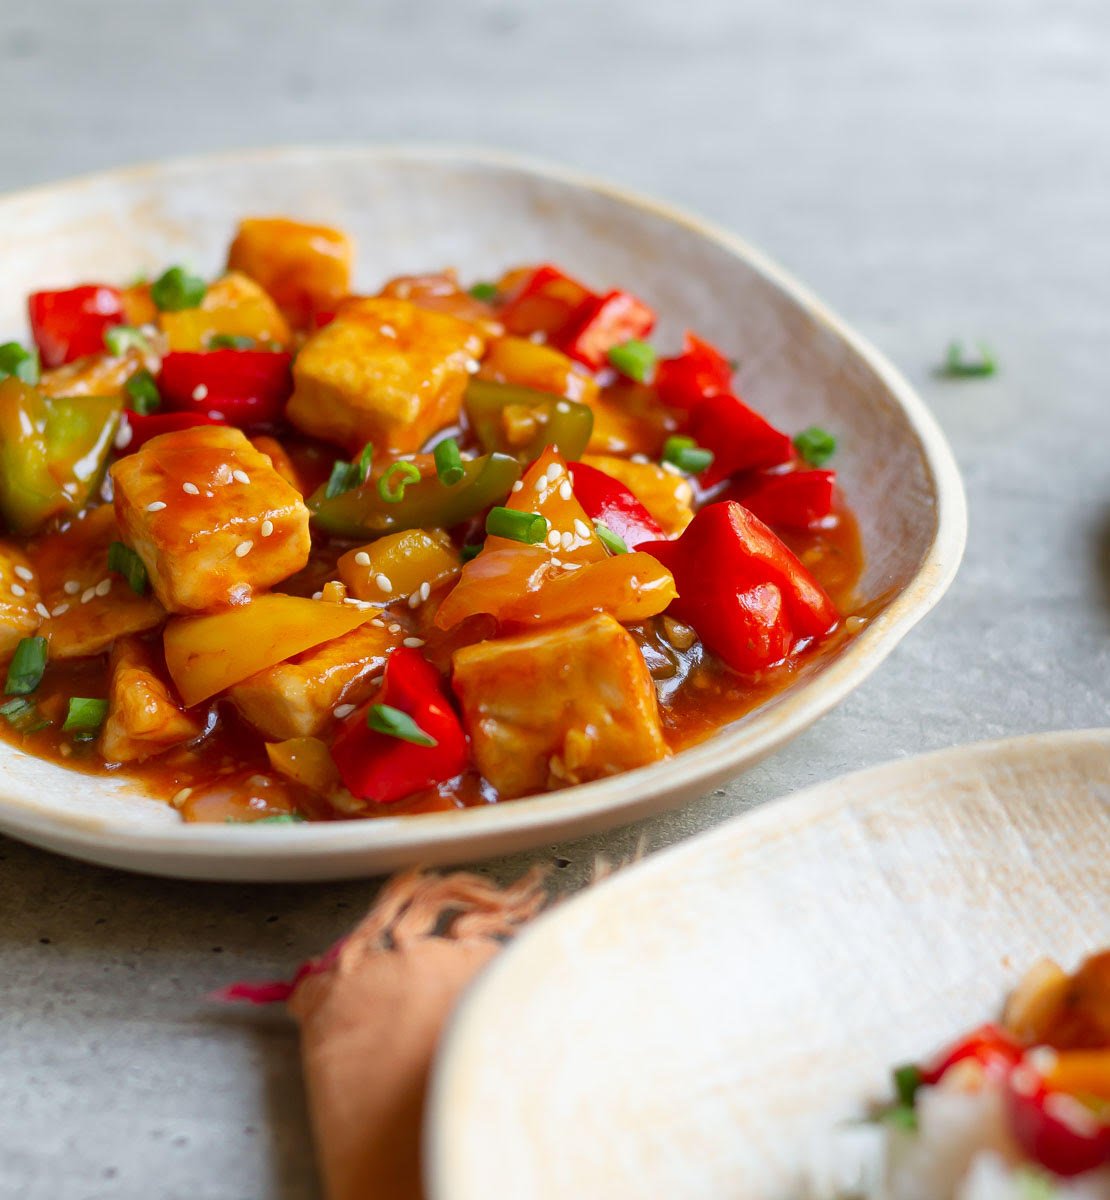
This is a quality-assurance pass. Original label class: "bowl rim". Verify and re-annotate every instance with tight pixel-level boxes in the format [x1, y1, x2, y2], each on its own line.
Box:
[0, 143, 967, 868]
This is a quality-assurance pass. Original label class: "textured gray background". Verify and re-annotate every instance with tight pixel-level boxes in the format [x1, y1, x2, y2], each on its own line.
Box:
[1, 1, 1108, 1197]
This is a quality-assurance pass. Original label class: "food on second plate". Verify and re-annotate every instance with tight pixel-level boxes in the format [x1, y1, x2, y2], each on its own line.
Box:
[0, 222, 868, 821]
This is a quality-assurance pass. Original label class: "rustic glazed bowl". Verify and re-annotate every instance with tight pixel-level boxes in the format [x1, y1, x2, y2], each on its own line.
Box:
[428, 729, 1110, 1199]
[0, 146, 965, 881]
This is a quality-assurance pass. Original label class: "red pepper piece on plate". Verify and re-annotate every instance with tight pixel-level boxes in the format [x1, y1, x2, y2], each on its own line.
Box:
[116, 411, 228, 454]
[1007, 1065, 1110, 1177]
[568, 460, 664, 549]
[331, 647, 469, 806]
[557, 289, 656, 371]
[727, 468, 837, 531]
[639, 501, 838, 675]
[919, 1023, 1026, 1086]
[497, 264, 594, 339]
[158, 349, 293, 427]
[689, 392, 795, 487]
[28, 285, 125, 367]
[655, 332, 733, 412]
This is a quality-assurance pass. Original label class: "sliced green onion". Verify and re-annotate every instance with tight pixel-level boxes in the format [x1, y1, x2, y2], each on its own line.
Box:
[253, 813, 307, 824]
[0, 341, 41, 385]
[593, 521, 629, 555]
[433, 437, 465, 486]
[459, 542, 483, 563]
[607, 339, 656, 383]
[103, 324, 150, 356]
[485, 506, 548, 544]
[207, 333, 256, 350]
[62, 697, 109, 740]
[468, 282, 498, 303]
[355, 441, 375, 481]
[0, 697, 50, 733]
[378, 461, 422, 503]
[125, 369, 161, 415]
[150, 265, 207, 313]
[793, 426, 837, 467]
[881, 1104, 918, 1132]
[892, 1063, 921, 1108]
[324, 443, 375, 500]
[5, 636, 47, 696]
[942, 340, 997, 378]
[367, 703, 437, 747]
[107, 541, 149, 595]
[662, 435, 715, 474]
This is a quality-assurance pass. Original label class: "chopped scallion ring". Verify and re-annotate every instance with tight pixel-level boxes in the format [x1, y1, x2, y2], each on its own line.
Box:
[662, 435, 715, 474]
[593, 521, 629, 555]
[942, 340, 997, 378]
[366, 703, 438, 747]
[207, 333, 256, 350]
[468, 282, 498, 302]
[433, 437, 465, 486]
[607, 339, 656, 383]
[4, 636, 47, 696]
[0, 341, 41, 385]
[62, 697, 109, 740]
[0, 697, 50, 733]
[485, 506, 548, 544]
[125, 369, 161, 415]
[150, 265, 207, 313]
[103, 325, 150, 356]
[793, 426, 837, 467]
[107, 541, 149, 595]
[378, 461, 422, 503]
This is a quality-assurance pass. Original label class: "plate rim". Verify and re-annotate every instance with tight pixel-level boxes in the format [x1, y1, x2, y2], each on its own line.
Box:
[0, 142, 967, 871]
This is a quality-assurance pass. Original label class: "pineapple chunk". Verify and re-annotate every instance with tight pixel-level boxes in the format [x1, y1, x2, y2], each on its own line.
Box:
[111, 425, 311, 613]
[287, 297, 485, 453]
[0, 542, 42, 660]
[478, 336, 598, 405]
[452, 613, 667, 799]
[338, 528, 461, 605]
[228, 217, 353, 327]
[31, 506, 166, 659]
[229, 621, 402, 740]
[581, 454, 694, 535]
[159, 271, 292, 351]
[100, 636, 201, 763]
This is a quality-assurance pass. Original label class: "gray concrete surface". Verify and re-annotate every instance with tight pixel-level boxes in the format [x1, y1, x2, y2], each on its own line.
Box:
[1, 1, 1108, 1196]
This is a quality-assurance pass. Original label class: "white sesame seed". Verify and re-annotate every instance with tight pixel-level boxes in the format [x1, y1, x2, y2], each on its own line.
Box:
[465, 358, 480, 374]
[419, 581, 431, 602]
[546, 530, 561, 548]
[380, 323, 397, 338]
[375, 573, 392, 593]
[81, 588, 96, 604]
[14, 565, 33, 583]
[630, 453, 650, 464]
[182, 481, 200, 495]
[354, 551, 371, 566]
[661, 460, 684, 476]
[333, 704, 356, 719]
[146, 501, 167, 513]
[559, 480, 573, 501]
[407, 592, 421, 609]
[555, 401, 571, 413]
[388, 623, 402, 634]
[95, 578, 112, 597]
[370, 618, 385, 628]
[34, 602, 50, 619]
[573, 518, 591, 539]
[191, 384, 208, 401]
[232, 469, 250, 485]
[62, 482, 79, 496]
[10, 583, 25, 598]
[560, 531, 574, 550]
[528, 331, 546, 344]
[51, 603, 69, 617]
[260, 519, 274, 538]
[402, 637, 425, 648]
[114, 422, 133, 450]
[546, 463, 563, 483]
[533, 476, 546, 493]
[235, 541, 253, 558]
[312, 591, 324, 600]
[171, 787, 193, 807]
[64, 580, 81, 595]
[511, 480, 523, 493]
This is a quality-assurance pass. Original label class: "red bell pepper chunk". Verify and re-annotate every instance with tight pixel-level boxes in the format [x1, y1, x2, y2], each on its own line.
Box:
[727, 468, 837, 531]
[655, 332, 734, 412]
[498, 264, 594, 339]
[558, 289, 656, 370]
[158, 350, 293, 427]
[568, 460, 664, 549]
[28, 285, 125, 367]
[331, 647, 469, 806]
[689, 392, 795, 487]
[640, 502, 838, 675]
[115, 411, 228, 454]
[919, 1023, 1026, 1086]
[1007, 1065, 1110, 1177]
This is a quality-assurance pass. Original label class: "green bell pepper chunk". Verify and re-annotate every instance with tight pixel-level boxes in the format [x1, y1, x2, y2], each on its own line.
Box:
[0, 378, 121, 534]
[309, 451, 522, 539]
[464, 379, 594, 462]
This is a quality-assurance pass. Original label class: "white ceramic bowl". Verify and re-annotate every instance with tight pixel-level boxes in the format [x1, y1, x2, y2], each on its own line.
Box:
[0, 146, 965, 881]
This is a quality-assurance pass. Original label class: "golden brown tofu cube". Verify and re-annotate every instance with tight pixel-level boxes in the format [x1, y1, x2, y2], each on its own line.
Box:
[452, 613, 667, 799]
[31, 506, 166, 659]
[287, 297, 485, 453]
[228, 621, 402, 740]
[0, 541, 42, 660]
[228, 217, 354, 328]
[111, 425, 311, 613]
[160, 271, 292, 351]
[100, 636, 201, 763]
[580, 454, 694, 535]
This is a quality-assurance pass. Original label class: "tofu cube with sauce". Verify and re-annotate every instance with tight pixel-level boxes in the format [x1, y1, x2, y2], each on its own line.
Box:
[0, 541, 42, 659]
[100, 636, 202, 763]
[111, 425, 311, 612]
[288, 297, 485, 453]
[452, 613, 668, 799]
[228, 621, 402, 740]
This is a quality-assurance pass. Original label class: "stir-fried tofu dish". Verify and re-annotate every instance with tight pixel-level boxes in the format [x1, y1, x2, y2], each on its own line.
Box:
[0, 220, 864, 822]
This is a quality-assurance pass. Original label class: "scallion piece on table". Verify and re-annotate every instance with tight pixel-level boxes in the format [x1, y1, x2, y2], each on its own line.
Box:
[0, 341, 41, 385]
[207, 333, 256, 350]
[942, 340, 997, 378]
[662, 435, 715, 474]
[485, 506, 548, 544]
[125, 369, 161, 415]
[103, 324, 150, 356]
[468, 282, 498, 302]
[150, 265, 207, 313]
[607, 339, 656, 383]
[793, 426, 837, 467]
[366, 703, 438, 747]
[593, 521, 629, 555]
[378, 461, 421, 503]
[4, 636, 47, 696]
[107, 541, 149, 595]
[433, 437, 466, 486]
[62, 697, 109, 740]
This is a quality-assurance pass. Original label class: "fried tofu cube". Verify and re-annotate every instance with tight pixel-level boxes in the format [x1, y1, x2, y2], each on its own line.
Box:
[31, 506, 166, 659]
[452, 613, 667, 799]
[100, 636, 201, 763]
[228, 217, 354, 327]
[111, 425, 311, 612]
[229, 621, 402, 740]
[0, 542, 42, 659]
[581, 454, 695, 535]
[288, 297, 485, 453]
[160, 271, 292, 351]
